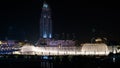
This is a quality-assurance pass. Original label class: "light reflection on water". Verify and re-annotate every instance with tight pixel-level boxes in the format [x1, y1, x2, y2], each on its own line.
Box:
[41, 61, 53, 68]
[0, 55, 119, 68]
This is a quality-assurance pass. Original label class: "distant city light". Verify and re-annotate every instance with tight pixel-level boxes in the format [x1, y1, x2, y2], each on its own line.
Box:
[43, 56, 48, 59]
[43, 4, 48, 8]
[49, 34, 52, 38]
[43, 33, 47, 38]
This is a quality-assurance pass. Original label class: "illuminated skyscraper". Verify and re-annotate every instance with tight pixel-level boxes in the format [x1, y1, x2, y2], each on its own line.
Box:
[40, 2, 52, 39]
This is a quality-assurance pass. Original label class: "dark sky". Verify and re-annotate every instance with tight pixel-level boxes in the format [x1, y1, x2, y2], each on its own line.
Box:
[0, 0, 120, 42]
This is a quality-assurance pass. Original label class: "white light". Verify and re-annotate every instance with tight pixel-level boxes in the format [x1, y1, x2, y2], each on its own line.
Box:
[113, 50, 116, 54]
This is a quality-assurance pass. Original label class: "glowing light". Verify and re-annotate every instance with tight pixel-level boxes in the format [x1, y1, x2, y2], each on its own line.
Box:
[113, 50, 116, 54]
[43, 33, 47, 38]
[43, 4, 48, 8]
[44, 15, 46, 18]
[81, 43, 110, 55]
[95, 38, 102, 42]
[13, 44, 110, 56]
[43, 56, 48, 59]
[0, 41, 2, 44]
[113, 57, 116, 62]
[49, 34, 52, 38]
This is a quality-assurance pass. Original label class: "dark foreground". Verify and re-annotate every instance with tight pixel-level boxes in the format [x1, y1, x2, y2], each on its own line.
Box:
[0, 54, 120, 68]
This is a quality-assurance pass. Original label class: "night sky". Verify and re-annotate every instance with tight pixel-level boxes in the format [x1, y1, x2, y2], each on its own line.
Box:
[0, 0, 120, 42]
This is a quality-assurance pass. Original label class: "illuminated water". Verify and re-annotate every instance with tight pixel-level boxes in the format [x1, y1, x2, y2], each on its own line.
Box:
[0, 54, 120, 68]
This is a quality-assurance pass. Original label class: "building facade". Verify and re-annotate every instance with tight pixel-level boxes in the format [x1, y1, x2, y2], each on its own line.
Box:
[40, 2, 52, 39]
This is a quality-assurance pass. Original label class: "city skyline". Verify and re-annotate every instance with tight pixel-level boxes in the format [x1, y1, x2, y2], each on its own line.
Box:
[0, 0, 120, 42]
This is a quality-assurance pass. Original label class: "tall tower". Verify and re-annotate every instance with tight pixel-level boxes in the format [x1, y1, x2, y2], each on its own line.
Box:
[40, 1, 52, 39]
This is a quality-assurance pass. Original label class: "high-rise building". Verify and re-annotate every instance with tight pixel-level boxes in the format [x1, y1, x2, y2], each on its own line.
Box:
[40, 1, 52, 39]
